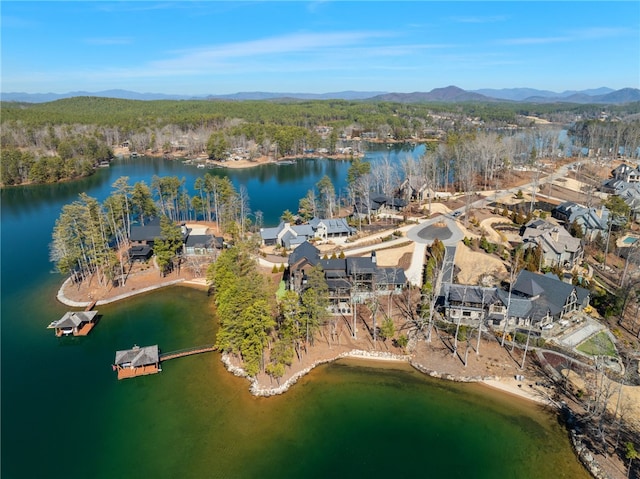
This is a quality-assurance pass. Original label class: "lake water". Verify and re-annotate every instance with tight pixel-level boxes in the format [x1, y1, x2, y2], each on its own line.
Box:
[0, 144, 588, 479]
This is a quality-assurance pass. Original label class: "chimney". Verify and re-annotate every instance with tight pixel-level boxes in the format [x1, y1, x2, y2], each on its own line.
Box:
[552, 228, 559, 243]
[371, 251, 377, 264]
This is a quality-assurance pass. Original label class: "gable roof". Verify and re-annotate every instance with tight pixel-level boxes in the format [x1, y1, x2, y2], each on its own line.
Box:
[185, 234, 223, 249]
[346, 256, 377, 275]
[130, 217, 190, 242]
[288, 241, 320, 266]
[512, 270, 589, 317]
[309, 217, 355, 235]
[521, 221, 582, 255]
[114, 345, 159, 367]
[48, 311, 98, 329]
[375, 267, 407, 286]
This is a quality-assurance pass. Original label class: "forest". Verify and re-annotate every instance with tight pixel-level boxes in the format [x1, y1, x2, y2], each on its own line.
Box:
[2, 96, 639, 186]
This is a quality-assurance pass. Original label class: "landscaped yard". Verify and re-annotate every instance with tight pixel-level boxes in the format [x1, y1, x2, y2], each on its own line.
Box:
[576, 331, 617, 357]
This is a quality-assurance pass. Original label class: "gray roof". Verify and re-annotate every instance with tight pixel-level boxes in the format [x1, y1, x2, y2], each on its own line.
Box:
[496, 290, 534, 319]
[446, 284, 501, 305]
[130, 217, 190, 242]
[48, 311, 98, 329]
[288, 241, 320, 266]
[309, 217, 355, 235]
[114, 345, 159, 367]
[260, 223, 283, 241]
[346, 256, 377, 275]
[320, 258, 348, 271]
[554, 202, 609, 231]
[185, 234, 223, 249]
[513, 270, 589, 317]
[375, 268, 407, 286]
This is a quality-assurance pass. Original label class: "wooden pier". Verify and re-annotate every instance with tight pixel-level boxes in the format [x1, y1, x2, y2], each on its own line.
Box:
[159, 344, 217, 362]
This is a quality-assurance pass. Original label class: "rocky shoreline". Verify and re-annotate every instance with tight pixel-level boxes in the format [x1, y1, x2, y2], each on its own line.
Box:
[222, 349, 411, 397]
[221, 349, 620, 479]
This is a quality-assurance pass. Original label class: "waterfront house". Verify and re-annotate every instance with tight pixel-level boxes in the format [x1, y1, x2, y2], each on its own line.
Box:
[399, 179, 453, 203]
[287, 241, 321, 292]
[127, 244, 153, 262]
[441, 270, 590, 331]
[184, 234, 224, 255]
[129, 217, 191, 249]
[114, 344, 160, 379]
[286, 241, 407, 309]
[520, 219, 584, 268]
[260, 217, 355, 249]
[352, 195, 408, 219]
[47, 310, 98, 337]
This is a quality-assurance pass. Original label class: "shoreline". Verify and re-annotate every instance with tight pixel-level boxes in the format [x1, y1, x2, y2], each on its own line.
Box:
[57, 273, 554, 409]
[56, 276, 612, 477]
[56, 275, 207, 308]
[221, 347, 554, 408]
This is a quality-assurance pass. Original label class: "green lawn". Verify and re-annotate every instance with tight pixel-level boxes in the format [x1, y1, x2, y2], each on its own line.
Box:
[576, 332, 617, 357]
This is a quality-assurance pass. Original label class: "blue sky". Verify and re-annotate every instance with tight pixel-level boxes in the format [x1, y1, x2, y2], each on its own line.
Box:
[2, 1, 638, 95]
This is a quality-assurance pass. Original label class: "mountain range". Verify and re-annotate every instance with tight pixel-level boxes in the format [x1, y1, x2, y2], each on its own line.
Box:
[2, 86, 639, 104]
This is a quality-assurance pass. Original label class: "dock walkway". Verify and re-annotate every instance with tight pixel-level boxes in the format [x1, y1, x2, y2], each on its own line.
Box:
[159, 344, 217, 362]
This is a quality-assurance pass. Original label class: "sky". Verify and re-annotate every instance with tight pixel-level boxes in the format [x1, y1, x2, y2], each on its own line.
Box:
[1, 1, 639, 95]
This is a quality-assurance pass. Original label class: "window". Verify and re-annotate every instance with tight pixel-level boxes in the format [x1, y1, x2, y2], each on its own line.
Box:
[462, 311, 472, 317]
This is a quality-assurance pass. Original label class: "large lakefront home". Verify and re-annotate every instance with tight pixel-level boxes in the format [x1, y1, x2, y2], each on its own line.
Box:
[352, 195, 409, 219]
[442, 270, 590, 331]
[286, 241, 407, 311]
[128, 217, 223, 259]
[260, 217, 356, 249]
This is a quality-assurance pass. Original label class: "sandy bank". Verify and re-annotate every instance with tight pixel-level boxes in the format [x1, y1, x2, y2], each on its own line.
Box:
[221, 347, 555, 409]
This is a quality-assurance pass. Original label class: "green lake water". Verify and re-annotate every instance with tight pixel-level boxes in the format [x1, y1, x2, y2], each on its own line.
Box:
[0, 149, 589, 479]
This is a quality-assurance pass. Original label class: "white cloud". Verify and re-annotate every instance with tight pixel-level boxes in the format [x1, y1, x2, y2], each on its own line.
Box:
[498, 26, 635, 46]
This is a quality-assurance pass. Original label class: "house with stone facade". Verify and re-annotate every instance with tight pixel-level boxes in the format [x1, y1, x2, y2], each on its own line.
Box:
[441, 270, 590, 331]
[286, 241, 407, 312]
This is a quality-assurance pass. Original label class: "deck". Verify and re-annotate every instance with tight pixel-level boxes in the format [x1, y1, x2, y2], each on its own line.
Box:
[54, 321, 96, 337]
[116, 364, 160, 380]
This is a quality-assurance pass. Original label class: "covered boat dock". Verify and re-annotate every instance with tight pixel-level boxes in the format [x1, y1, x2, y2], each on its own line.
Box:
[114, 344, 160, 379]
[47, 310, 98, 337]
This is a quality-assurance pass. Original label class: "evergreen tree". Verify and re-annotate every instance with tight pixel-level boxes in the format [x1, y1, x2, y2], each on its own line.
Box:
[153, 215, 183, 276]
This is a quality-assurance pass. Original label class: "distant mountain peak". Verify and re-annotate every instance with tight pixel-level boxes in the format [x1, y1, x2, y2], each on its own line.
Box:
[2, 86, 637, 104]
